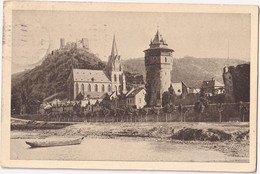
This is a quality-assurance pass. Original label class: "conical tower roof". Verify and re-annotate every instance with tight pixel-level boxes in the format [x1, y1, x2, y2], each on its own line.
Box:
[152, 30, 164, 44]
[144, 29, 174, 52]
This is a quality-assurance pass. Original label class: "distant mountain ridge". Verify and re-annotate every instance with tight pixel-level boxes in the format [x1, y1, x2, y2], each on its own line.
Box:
[122, 56, 247, 87]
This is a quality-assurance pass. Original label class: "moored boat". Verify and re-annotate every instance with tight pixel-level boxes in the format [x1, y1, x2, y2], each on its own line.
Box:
[25, 137, 84, 148]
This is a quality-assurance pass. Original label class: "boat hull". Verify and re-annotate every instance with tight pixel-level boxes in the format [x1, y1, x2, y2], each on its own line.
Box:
[26, 137, 84, 148]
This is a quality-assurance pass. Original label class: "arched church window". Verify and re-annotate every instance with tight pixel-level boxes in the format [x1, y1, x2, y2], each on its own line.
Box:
[81, 84, 84, 94]
[102, 85, 105, 92]
[108, 85, 111, 92]
[114, 74, 117, 82]
[95, 84, 98, 92]
[88, 84, 91, 92]
[76, 83, 79, 95]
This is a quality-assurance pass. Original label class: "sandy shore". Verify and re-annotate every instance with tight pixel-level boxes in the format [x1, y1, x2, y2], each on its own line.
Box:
[11, 121, 249, 159]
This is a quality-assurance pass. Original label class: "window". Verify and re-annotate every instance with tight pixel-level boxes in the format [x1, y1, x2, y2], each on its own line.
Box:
[108, 85, 111, 92]
[95, 84, 98, 92]
[115, 85, 117, 92]
[102, 85, 105, 92]
[88, 84, 91, 92]
[81, 84, 84, 94]
[114, 74, 117, 82]
[119, 65, 121, 71]
[165, 57, 167, 62]
[75, 83, 79, 95]
[139, 98, 141, 104]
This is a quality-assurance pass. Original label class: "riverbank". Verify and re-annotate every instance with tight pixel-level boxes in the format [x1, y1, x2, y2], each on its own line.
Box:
[11, 121, 249, 160]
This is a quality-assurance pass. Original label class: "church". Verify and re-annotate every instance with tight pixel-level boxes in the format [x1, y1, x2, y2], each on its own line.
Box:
[68, 35, 127, 100]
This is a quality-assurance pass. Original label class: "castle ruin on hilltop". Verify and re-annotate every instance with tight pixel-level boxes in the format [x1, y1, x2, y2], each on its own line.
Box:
[60, 38, 89, 50]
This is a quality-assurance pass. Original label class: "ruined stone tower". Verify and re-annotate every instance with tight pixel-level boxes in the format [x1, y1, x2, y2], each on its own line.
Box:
[105, 35, 127, 94]
[144, 29, 174, 106]
[223, 66, 235, 103]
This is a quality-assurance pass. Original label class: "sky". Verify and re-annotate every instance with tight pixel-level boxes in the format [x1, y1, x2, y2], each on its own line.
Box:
[12, 10, 250, 73]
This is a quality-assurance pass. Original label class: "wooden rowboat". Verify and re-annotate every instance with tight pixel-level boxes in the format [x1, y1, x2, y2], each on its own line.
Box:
[25, 137, 84, 148]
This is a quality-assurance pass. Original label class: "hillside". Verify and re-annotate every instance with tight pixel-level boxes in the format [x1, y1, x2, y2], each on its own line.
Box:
[11, 47, 106, 114]
[122, 56, 247, 87]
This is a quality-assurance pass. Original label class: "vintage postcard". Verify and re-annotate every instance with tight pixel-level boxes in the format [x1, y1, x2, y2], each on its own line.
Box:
[1, 1, 258, 172]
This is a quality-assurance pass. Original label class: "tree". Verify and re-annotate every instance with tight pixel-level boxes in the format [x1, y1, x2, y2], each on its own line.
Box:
[216, 103, 224, 122]
[99, 107, 110, 123]
[162, 85, 176, 107]
[194, 101, 205, 122]
[75, 92, 84, 101]
[144, 83, 151, 106]
[163, 103, 175, 122]
[138, 108, 147, 122]
[125, 106, 134, 122]
[116, 107, 125, 122]
[178, 104, 188, 122]
[239, 101, 248, 122]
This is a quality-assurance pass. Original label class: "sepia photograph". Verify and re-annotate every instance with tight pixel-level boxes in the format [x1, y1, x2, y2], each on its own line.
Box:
[1, 1, 258, 172]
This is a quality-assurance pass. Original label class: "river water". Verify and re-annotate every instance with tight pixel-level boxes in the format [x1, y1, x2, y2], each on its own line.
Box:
[11, 138, 248, 162]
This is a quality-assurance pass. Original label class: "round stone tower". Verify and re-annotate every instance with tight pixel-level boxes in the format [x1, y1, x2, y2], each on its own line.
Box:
[144, 29, 174, 106]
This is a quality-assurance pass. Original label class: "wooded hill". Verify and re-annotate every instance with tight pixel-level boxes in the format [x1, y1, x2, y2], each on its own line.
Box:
[11, 47, 106, 114]
[122, 56, 246, 87]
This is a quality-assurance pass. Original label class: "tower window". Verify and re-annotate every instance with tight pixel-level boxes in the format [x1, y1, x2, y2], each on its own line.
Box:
[165, 57, 167, 62]
[157, 92, 160, 99]
[95, 84, 98, 92]
[119, 65, 121, 71]
[114, 74, 117, 82]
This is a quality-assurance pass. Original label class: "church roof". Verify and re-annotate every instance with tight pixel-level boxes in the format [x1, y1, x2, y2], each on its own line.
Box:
[72, 69, 110, 83]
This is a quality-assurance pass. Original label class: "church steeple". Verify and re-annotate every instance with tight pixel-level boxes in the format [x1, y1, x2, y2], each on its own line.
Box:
[105, 34, 126, 95]
[111, 34, 118, 58]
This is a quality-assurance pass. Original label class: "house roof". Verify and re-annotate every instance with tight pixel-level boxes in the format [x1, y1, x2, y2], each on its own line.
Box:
[127, 88, 145, 98]
[86, 92, 107, 99]
[171, 83, 182, 96]
[43, 93, 62, 102]
[72, 69, 110, 83]
[201, 79, 224, 89]
[214, 80, 224, 87]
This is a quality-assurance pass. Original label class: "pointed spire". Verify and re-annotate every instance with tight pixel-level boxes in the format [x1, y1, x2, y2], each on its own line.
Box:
[153, 30, 160, 43]
[111, 34, 118, 57]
